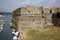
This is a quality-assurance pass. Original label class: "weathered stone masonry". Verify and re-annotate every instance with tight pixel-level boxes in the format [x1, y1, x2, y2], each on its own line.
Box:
[12, 6, 60, 30]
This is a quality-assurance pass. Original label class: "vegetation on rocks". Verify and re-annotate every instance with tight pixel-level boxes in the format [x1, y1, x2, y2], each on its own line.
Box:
[11, 12, 20, 30]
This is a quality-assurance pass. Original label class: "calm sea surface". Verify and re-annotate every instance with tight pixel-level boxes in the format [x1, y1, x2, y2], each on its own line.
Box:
[0, 13, 13, 40]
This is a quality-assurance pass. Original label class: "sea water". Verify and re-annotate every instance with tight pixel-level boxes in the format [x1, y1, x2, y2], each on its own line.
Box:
[0, 13, 13, 40]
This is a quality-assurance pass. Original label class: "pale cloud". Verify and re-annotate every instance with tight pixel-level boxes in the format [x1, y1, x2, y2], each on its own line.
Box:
[50, 0, 56, 3]
[0, 0, 59, 12]
[4, 0, 56, 7]
[13, 0, 57, 6]
[45, 0, 56, 3]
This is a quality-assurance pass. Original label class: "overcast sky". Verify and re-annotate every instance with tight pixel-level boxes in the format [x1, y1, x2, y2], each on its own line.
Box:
[0, 0, 60, 12]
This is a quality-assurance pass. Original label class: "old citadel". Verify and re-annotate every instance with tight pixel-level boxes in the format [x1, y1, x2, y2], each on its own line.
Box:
[12, 6, 60, 30]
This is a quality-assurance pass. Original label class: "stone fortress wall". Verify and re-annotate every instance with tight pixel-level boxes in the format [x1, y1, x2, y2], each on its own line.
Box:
[12, 6, 60, 30]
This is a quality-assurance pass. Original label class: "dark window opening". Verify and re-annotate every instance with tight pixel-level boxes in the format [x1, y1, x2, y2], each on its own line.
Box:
[56, 12, 60, 18]
[42, 11, 44, 14]
[42, 15, 44, 18]
[50, 10, 52, 13]
[28, 10, 30, 13]
[52, 12, 60, 26]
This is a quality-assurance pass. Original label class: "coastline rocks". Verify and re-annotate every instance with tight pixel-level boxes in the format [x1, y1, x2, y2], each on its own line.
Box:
[0, 26, 3, 32]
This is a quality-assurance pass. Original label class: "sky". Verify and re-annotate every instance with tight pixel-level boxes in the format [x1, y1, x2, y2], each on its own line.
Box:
[0, 0, 60, 12]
